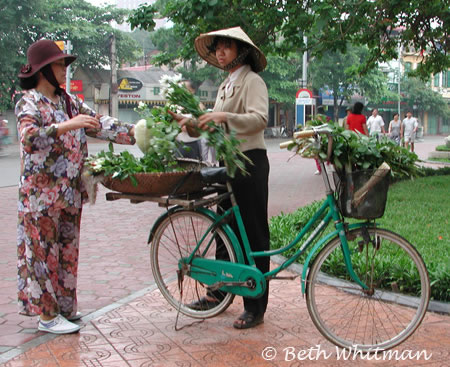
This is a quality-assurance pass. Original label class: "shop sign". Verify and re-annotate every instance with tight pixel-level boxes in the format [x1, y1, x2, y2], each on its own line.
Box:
[61, 80, 83, 92]
[118, 78, 143, 92]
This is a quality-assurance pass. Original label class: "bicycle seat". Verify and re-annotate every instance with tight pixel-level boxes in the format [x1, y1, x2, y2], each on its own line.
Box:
[200, 167, 228, 184]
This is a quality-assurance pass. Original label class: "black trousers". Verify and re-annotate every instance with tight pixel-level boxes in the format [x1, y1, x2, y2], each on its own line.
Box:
[214, 149, 270, 316]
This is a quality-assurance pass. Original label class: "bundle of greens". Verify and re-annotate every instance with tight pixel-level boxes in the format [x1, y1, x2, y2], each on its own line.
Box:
[288, 123, 422, 179]
[84, 72, 252, 189]
[160, 74, 251, 177]
[84, 106, 182, 185]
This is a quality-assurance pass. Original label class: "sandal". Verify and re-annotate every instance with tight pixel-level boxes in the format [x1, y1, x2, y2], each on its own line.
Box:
[187, 296, 221, 311]
[233, 311, 264, 329]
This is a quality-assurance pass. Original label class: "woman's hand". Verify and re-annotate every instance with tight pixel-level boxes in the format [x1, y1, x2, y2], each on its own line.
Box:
[167, 110, 184, 122]
[56, 115, 100, 137]
[198, 112, 227, 130]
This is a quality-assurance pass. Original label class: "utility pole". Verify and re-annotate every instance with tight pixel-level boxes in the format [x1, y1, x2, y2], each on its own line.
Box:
[65, 40, 73, 94]
[302, 36, 308, 88]
[397, 43, 402, 117]
[110, 34, 118, 118]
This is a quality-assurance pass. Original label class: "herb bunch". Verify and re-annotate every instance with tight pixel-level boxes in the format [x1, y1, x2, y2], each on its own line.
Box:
[288, 123, 421, 179]
[161, 74, 251, 177]
[84, 106, 182, 185]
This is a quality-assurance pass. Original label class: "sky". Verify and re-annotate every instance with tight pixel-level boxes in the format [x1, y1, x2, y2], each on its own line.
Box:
[85, 0, 115, 6]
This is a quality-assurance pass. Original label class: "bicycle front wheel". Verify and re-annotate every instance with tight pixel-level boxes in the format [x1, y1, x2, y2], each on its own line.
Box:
[151, 210, 236, 319]
[306, 227, 430, 351]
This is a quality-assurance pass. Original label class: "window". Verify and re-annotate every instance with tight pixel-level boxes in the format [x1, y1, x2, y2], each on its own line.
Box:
[153, 87, 160, 95]
[446, 70, 450, 88]
[200, 90, 208, 97]
[404, 62, 412, 73]
[433, 73, 440, 87]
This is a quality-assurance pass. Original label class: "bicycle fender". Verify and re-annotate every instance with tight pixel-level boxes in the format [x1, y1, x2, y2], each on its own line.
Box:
[147, 206, 183, 244]
[300, 222, 371, 295]
[196, 207, 246, 264]
[148, 207, 246, 265]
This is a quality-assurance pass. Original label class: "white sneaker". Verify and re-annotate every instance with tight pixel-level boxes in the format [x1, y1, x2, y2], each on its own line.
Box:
[67, 312, 83, 321]
[314, 170, 321, 175]
[38, 314, 81, 334]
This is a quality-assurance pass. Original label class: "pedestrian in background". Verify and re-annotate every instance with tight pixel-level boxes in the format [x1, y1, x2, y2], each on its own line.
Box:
[345, 102, 368, 135]
[15, 39, 135, 334]
[388, 113, 401, 145]
[341, 107, 352, 128]
[366, 108, 385, 137]
[402, 111, 419, 152]
[0, 117, 9, 156]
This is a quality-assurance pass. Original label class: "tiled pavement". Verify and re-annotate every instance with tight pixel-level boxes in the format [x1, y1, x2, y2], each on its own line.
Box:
[0, 136, 449, 366]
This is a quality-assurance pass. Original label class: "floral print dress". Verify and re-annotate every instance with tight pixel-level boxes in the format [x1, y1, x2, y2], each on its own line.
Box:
[15, 90, 135, 318]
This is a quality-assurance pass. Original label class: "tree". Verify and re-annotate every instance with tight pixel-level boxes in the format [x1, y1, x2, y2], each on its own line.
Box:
[401, 77, 450, 121]
[261, 54, 303, 127]
[0, 0, 140, 111]
[129, 0, 449, 79]
[309, 45, 390, 122]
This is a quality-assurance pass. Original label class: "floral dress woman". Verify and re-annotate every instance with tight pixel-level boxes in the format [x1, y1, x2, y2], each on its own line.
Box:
[16, 39, 135, 333]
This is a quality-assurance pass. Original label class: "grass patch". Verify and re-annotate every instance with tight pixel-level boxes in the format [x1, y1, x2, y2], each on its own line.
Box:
[436, 145, 450, 152]
[269, 175, 450, 302]
[428, 157, 450, 163]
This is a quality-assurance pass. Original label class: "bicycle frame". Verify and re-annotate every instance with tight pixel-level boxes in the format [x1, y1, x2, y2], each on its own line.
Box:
[182, 159, 370, 297]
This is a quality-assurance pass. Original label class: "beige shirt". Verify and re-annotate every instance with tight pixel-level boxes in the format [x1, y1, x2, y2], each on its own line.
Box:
[213, 65, 268, 152]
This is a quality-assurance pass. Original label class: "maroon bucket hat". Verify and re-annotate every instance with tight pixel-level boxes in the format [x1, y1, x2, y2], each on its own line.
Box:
[18, 39, 77, 78]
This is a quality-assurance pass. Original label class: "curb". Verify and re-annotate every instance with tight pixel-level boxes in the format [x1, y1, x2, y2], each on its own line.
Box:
[270, 254, 449, 315]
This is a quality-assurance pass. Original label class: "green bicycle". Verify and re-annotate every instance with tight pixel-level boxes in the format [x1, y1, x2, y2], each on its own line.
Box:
[144, 129, 430, 352]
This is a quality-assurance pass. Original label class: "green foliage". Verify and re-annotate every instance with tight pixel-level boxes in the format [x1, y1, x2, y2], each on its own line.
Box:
[401, 77, 450, 119]
[436, 145, 450, 152]
[269, 175, 450, 302]
[260, 54, 303, 111]
[128, 0, 449, 80]
[128, 3, 157, 32]
[269, 201, 326, 261]
[163, 79, 252, 178]
[84, 106, 181, 184]
[378, 175, 450, 302]
[289, 124, 422, 179]
[0, 0, 140, 110]
[310, 45, 391, 122]
[429, 158, 450, 164]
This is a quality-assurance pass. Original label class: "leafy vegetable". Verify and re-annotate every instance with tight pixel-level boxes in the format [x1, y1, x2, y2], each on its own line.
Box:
[288, 123, 422, 179]
[84, 106, 182, 184]
[161, 74, 252, 178]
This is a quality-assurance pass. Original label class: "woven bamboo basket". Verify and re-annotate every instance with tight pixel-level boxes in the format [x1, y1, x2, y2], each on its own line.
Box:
[101, 158, 207, 195]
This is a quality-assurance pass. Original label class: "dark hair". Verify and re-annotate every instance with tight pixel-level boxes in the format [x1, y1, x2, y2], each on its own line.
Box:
[352, 102, 364, 115]
[207, 36, 252, 67]
[19, 73, 39, 90]
[393, 113, 399, 118]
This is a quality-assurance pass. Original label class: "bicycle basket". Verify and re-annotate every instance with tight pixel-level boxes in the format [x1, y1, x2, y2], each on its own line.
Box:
[333, 169, 390, 219]
[101, 158, 207, 196]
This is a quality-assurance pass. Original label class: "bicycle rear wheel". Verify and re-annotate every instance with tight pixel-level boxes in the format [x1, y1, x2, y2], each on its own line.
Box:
[306, 227, 430, 351]
[151, 210, 236, 318]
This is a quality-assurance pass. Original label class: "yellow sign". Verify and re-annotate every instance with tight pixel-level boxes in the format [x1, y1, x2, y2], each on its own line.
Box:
[119, 78, 132, 90]
[55, 41, 65, 51]
[118, 78, 143, 92]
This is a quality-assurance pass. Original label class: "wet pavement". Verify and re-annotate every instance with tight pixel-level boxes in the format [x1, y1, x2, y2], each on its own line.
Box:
[0, 136, 449, 366]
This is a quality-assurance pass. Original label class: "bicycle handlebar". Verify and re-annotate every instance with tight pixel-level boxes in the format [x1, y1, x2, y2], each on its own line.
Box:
[293, 130, 316, 139]
[279, 127, 334, 162]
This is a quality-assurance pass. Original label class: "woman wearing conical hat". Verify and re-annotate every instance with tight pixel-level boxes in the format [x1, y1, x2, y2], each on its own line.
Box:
[186, 26, 270, 329]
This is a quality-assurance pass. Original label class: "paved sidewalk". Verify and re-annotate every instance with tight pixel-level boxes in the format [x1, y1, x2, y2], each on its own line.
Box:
[0, 136, 449, 366]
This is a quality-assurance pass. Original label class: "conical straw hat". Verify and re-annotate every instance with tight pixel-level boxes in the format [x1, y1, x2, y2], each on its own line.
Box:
[194, 26, 267, 72]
